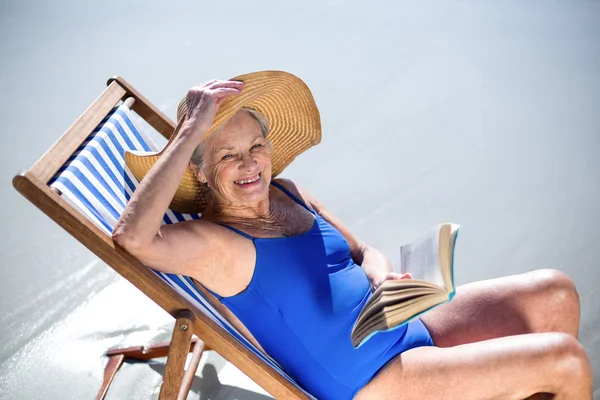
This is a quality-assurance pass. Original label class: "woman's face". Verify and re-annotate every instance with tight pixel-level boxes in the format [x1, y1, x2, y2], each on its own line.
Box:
[196, 110, 272, 207]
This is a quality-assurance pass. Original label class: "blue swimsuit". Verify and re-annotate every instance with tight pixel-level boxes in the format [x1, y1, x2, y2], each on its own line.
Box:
[208, 182, 434, 400]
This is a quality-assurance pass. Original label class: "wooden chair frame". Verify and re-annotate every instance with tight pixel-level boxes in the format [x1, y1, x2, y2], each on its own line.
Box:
[12, 77, 308, 400]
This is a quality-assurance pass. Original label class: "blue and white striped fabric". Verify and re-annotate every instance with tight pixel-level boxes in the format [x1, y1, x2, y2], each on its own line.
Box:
[49, 104, 316, 400]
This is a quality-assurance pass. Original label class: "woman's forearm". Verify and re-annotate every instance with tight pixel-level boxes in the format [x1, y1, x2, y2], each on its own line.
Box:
[112, 125, 201, 247]
[357, 245, 394, 288]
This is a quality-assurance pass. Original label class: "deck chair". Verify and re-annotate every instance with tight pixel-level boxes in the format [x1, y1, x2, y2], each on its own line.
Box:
[12, 77, 315, 400]
[13, 77, 549, 400]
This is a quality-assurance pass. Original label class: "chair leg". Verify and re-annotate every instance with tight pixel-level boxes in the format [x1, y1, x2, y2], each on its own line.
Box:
[159, 310, 196, 400]
[177, 339, 206, 400]
[96, 310, 208, 400]
[95, 354, 126, 400]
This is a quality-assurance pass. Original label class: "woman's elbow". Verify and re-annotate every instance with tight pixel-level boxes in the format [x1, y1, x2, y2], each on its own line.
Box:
[112, 226, 142, 254]
[350, 241, 369, 264]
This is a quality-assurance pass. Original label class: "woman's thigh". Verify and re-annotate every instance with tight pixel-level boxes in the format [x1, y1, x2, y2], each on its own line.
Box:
[355, 332, 593, 400]
[420, 269, 580, 347]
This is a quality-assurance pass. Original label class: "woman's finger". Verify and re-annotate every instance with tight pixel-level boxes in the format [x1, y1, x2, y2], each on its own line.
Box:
[187, 81, 243, 102]
[208, 80, 245, 89]
[212, 86, 243, 95]
[187, 80, 218, 93]
[185, 87, 240, 113]
[200, 79, 219, 87]
[386, 272, 412, 280]
[213, 87, 243, 107]
[215, 96, 227, 107]
[210, 87, 243, 101]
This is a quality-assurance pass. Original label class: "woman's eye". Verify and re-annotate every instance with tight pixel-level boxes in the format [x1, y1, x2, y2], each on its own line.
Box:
[251, 144, 263, 151]
[221, 154, 232, 160]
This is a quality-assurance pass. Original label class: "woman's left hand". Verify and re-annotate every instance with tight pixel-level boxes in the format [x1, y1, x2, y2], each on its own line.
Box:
[371, 272, 412, 291]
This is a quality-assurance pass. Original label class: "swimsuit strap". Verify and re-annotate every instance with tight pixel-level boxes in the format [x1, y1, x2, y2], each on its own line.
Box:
[270, 181, 313, 213]
[218, 223, 255, 240]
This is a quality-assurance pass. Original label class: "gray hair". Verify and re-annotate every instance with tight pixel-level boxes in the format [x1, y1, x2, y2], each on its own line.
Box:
[190, 107, 270, 169]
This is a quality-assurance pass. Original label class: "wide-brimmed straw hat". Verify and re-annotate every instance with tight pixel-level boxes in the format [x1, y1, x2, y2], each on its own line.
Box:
[124, 71, 322, 214]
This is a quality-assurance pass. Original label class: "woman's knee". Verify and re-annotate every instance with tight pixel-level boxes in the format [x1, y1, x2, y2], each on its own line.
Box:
[523, 333, 591, 396]
[528, 269, 580, 315]
[544, 333, 593, 392]
[523, 269, 581, 336]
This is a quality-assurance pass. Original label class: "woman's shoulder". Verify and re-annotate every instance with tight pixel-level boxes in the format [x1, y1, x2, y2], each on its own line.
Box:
[272, 178, 315, 209]
[272, 178, 306, 200]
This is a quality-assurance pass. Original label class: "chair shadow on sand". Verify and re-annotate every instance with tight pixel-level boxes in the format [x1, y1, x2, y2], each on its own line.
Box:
[149, 361, 274, 400]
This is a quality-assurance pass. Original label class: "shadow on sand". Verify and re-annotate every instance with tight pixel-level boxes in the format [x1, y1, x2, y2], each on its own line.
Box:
[149, 362, 273, 400]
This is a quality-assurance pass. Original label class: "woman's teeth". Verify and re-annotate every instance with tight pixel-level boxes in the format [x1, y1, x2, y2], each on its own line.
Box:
[234, 174, 260, 184]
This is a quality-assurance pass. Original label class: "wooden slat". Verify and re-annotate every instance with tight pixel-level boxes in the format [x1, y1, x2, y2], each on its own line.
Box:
[159, 311, 195, 399]
[108, 76, 176, 140]
[177, 339, 205, 400]
[95, 354, 125, 400]
[105, 337, 206, 361]
[30, 82, 126, 184]
[12, 172, 308, 400]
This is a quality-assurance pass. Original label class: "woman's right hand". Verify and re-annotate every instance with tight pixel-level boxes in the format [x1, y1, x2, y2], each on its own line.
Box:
[181, 80, 245, 137]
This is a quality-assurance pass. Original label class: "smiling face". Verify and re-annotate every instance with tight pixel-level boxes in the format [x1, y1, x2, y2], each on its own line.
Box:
[193, 110, 273, 209]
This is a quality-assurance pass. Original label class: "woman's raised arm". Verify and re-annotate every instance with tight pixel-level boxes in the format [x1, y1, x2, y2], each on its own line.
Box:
[111, 80, 244, 272]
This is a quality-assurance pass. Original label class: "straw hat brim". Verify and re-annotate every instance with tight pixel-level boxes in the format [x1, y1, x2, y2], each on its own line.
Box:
[124, 70, 322, 214]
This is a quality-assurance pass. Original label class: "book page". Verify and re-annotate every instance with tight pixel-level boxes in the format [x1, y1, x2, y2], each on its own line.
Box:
[400, 225, 446, 289]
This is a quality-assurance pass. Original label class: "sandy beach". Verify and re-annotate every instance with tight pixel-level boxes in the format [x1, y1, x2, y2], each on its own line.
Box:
[1, 0, 599, 398]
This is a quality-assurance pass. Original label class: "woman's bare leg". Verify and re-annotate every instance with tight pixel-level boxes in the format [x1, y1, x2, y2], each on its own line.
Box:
[355, 332, 593, 400]
[420, 269, 581, 347]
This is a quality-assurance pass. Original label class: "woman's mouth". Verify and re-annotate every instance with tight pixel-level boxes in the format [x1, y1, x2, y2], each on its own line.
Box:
[234, 173, 261, 186]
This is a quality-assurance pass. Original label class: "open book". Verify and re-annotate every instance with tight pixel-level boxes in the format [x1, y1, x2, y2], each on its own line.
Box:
[351, 223, 460, 348]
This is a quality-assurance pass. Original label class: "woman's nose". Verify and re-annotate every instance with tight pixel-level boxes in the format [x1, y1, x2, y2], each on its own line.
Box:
[239, 152, 257, 171]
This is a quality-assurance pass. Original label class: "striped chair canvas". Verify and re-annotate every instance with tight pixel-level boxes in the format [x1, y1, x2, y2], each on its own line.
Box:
[47, 102, 316, 399]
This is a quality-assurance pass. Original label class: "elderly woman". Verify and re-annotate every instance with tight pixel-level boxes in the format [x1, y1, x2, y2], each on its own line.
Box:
[113, 72, 592, 400]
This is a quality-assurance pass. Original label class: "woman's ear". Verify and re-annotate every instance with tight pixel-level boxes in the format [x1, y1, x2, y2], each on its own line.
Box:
[189, 161, 208, 184]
